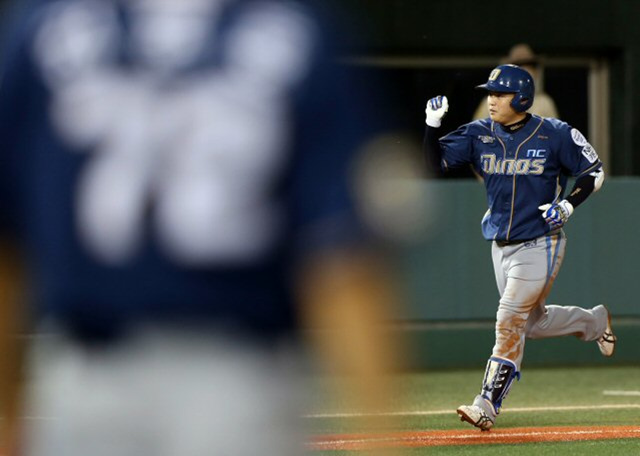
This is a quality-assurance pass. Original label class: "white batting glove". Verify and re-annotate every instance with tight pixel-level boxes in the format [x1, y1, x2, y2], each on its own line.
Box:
[425, 95, 449, 128]
[538, 200, 574, 229]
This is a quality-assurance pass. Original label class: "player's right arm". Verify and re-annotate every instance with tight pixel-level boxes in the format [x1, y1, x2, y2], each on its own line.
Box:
[423, 96, 449, 177]
[0, 242, 25, 456]
[423, 96, 477, 177]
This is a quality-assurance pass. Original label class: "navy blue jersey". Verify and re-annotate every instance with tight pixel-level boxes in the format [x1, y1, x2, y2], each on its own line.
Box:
[438, 115, 602, 241]
[0, 0, 375, 342]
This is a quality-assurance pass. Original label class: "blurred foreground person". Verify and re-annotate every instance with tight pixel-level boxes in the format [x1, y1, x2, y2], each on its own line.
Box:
[0, 0, 409, 454]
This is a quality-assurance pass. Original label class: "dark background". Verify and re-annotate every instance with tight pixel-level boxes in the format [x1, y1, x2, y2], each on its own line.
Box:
[323, 0, 640, 176]
[0, 0, 631, 173]
[352, 65, 589, 139]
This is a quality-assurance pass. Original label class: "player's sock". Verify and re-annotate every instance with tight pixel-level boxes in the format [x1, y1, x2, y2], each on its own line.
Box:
[479, 356, 521, 414]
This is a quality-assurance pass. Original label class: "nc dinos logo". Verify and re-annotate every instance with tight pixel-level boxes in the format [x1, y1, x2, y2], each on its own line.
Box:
[489, 69, 502, 81]
[481, 154, 546, 176]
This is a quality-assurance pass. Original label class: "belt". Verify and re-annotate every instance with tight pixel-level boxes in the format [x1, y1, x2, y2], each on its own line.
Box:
[495, 230, 563, 248]
[495, 239, 528, 247]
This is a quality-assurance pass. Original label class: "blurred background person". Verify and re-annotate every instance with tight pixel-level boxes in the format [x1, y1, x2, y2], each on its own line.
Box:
[472, 43, 559, 120]
[0, 0, 417, 454]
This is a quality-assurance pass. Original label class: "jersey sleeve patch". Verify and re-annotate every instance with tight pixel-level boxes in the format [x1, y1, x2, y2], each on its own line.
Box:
[571, 128, 588, 146]
[572, 128, 599, 163]
[581, 144, 599, 163]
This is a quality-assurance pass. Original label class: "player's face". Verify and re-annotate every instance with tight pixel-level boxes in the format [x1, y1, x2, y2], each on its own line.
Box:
[487, 92, 525, 125]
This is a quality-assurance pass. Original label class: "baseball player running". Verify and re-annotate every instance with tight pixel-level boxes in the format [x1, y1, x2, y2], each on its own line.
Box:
[423, 64, 616, 431]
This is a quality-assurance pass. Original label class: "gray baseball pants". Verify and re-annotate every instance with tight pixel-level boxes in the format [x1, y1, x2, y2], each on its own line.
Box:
[491, 231, 607, 369]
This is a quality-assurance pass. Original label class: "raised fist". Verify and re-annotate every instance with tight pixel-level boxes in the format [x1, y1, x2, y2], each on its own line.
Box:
[425, 95, 449, 128]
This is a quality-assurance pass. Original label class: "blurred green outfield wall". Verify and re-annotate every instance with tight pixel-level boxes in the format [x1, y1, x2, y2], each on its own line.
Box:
[396, 177, 640, 321]
[393, 177, 640, 369]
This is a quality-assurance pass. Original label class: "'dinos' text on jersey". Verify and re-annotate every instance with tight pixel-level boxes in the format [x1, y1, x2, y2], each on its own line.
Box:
[481, 149, 547, 176]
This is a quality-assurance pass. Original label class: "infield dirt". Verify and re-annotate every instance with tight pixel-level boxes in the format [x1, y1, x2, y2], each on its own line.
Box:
[310, 425, 640, 450]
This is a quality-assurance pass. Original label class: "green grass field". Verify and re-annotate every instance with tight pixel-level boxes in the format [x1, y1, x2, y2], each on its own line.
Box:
[308, 365, 640, 454]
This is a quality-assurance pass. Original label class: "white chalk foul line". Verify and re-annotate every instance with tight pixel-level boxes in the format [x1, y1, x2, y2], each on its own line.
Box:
[603, 390, 640, 396]
[306, 403, 640, 419]
[311, 428, 640, 447]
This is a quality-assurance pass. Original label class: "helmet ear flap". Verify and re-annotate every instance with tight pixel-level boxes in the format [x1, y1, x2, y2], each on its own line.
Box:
[510, 93, 533, 112]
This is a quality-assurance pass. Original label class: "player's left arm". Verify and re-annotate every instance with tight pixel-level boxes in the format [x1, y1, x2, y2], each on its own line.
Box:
[564, 165, 605, 208]
[539, 126, 604, 228]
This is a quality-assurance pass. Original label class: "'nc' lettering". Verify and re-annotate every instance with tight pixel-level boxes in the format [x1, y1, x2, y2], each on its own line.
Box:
[526, 149, 546, 158]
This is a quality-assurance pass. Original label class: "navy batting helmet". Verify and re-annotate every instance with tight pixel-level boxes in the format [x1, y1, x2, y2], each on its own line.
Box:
[476, 64, 535, 112]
